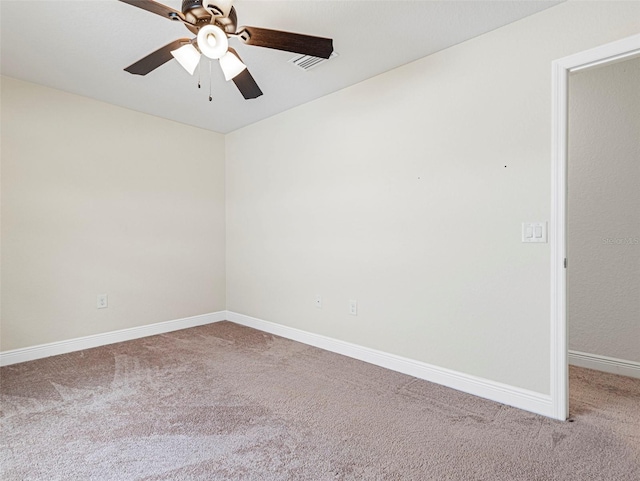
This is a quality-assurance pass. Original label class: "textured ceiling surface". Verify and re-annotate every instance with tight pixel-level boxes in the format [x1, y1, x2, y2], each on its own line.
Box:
[1, 0, 563, 133]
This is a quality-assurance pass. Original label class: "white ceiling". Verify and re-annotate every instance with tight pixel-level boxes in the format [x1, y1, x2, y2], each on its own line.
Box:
[1, 0, 563, 134]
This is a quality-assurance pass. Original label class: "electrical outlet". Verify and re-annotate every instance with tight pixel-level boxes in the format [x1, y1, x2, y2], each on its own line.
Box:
[97, 294, 108, 309]
[349, 299, 357, 316]
[315, 295, 322, 309]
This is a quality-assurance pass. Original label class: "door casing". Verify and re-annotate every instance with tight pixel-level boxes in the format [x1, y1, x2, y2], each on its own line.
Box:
[550, 34, 640, 421]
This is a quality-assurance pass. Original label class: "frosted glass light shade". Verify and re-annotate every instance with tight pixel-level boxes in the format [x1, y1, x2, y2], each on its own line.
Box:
[197, 25, 228, 60]
[219, 51, 247, 81]
[171, 44, 201, 75]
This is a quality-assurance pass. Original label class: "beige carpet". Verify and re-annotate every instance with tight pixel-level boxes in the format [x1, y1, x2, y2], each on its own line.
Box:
[1, 321, 638, 480]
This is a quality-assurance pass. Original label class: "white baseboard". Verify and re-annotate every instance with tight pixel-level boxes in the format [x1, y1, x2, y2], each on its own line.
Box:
[1, 310, 556, 418]
[569, 350, 640, 379]
[226, 311, 554, 418]
[0, 311, 227, 367]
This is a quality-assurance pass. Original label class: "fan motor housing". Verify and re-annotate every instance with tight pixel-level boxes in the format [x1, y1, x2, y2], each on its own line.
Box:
[181, 0, 203, 14]
[181, 0, 237, 35]
[182, 0, 210, 30]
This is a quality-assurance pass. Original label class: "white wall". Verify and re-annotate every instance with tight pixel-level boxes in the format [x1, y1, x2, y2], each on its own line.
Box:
[1, 77, 226, 351]
[568, 57, 640, 363]
[226, 1, 640, 395]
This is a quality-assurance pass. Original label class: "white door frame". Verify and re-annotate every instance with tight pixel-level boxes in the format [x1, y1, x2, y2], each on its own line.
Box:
[550, 33, 640, 421]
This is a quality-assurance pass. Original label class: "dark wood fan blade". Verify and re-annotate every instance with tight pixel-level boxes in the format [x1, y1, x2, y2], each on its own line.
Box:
[125, 39, 192, 76]
[237, 26, 333, 59]
[118, 0, 185, 22]
[228, 48, 263, 99]
[232, 69, 263, 99]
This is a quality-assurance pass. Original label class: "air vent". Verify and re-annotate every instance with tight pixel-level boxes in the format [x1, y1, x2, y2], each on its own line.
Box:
[289, 52, 338, 71]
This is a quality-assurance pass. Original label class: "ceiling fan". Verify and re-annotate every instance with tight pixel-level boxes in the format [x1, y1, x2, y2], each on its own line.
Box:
[119, 0, 334, 100]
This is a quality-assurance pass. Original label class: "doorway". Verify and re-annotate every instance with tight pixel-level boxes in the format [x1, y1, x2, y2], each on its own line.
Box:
[567, 56, 640, 379]
[550, 33, 640, 421]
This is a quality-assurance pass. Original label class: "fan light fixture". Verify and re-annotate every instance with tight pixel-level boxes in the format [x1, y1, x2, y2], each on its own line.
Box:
[197, 25, 228, 59]
[170, 44, 201, 75]
[219, 51, 247, 81]
[171, 39, 246, 82]
[119, 0, 335, 100]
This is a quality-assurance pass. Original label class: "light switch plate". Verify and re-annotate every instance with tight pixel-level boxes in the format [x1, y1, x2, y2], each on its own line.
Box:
[522, 222, 547, 243]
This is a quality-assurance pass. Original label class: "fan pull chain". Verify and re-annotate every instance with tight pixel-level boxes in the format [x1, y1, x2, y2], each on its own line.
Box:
[209, 60, 213, 101]
[197, 61, 201, 89]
